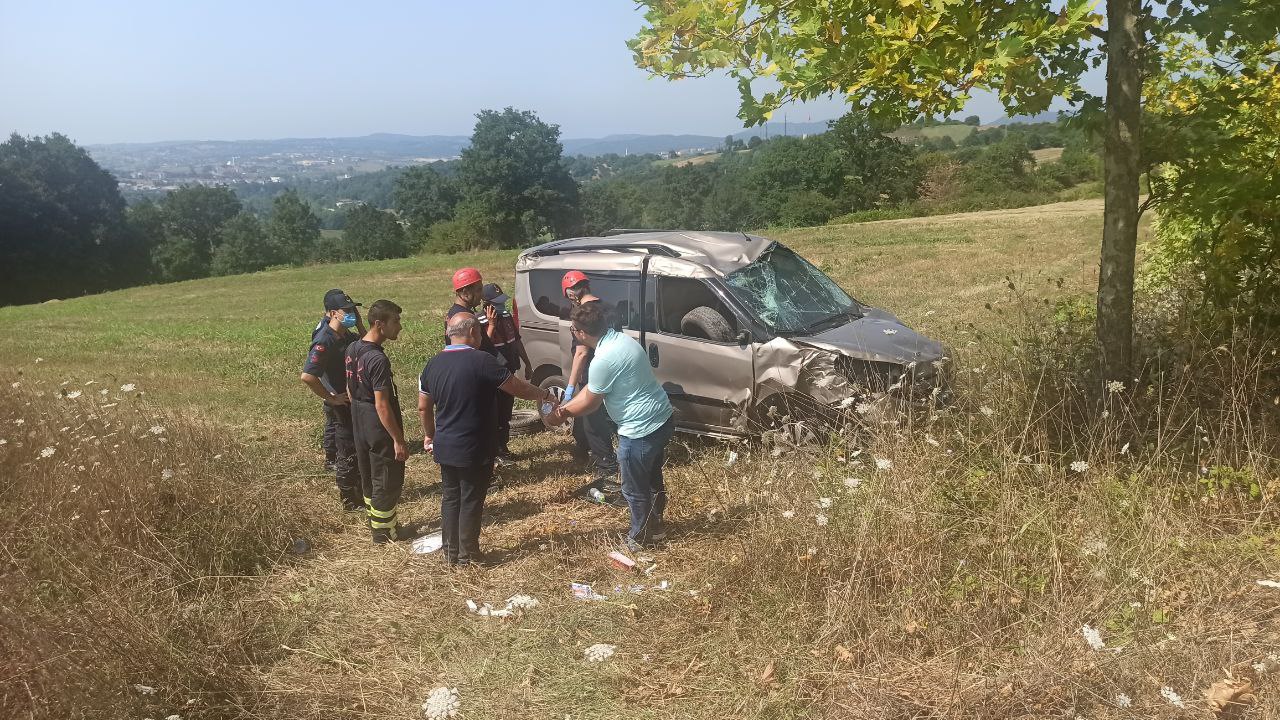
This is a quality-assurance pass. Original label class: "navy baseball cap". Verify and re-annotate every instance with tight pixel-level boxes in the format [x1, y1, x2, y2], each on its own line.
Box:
[482, 283, 509, 305]
[323, 289, 360, 311]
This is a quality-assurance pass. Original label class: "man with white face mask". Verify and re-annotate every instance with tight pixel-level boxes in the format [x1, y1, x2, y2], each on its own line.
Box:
[301, 288, 364, 511]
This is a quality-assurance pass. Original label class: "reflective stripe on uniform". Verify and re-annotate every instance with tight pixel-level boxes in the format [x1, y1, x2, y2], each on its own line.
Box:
[368, 504, 398, 529]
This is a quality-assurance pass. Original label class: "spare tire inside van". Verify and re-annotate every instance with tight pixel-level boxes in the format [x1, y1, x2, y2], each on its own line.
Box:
[680, 306, 735, 342]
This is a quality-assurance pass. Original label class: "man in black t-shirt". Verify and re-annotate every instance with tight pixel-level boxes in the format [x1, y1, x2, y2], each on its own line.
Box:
[418, 312, 553, 565]
[561, 271, 621, 492]
[446, 267, 500, 356]
[300, 289, 363, 511]
[345, 299, 411, 544]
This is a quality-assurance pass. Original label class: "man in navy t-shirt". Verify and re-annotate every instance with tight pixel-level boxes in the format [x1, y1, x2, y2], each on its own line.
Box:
[418, 312, 553, 565]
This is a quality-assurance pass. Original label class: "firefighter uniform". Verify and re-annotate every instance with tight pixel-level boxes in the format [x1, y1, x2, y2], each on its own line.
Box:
[303, 321, 362, 510]
[345, 338, 406, 542]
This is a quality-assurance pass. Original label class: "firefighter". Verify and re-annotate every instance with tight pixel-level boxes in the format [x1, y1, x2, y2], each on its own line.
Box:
[345, 299, 412, 543]
[561, 271, 621, 493]
[300, 289, 364, 511]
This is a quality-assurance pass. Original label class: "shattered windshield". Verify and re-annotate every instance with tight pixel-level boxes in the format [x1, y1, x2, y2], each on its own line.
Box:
[724, 243, 859, 334]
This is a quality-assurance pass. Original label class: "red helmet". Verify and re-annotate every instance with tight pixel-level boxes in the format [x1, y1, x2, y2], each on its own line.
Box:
[561, 270, 589, 297]
[452, 267, 482, 291]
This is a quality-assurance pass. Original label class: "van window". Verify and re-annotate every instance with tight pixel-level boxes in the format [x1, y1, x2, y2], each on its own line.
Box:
[655, 277, 739, 343]
[529, 270, 638, 328]
[529, 270, 569, 319]
[589, 277, 639, 331]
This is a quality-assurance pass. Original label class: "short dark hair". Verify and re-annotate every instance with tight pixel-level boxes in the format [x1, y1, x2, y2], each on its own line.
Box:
[367, 299, 402, 326]
[570, 300, 608, 337]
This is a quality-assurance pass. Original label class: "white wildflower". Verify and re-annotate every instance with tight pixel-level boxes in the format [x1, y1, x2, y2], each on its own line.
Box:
[99, 389, 108, 396]
[161, 468, 174, 480]
[1106, 380, 1126, 394]
[855, 401, 874, 415]
[70, 485, 81, 493]
[1119, 442, 1130, 455]
[882, 328, 898, 335]
[1252, 661, 1268, 674]
[39, 446, 55, 459]
[14, 419, 24, 425]
[65, 390, 82, 399]
[979, 406, 994, 417]
[10, 382, 19, 389]
[1101, 410, 1110, 418]
[875, 457, 892, 470]
[780, 510, 795, 519]
[149, 425, 166, 435]
[584, 643, 616, 663]
[842, 477, 862, 489]
[1069, 460, 1089, 473]
[120, 383, 136, 392]
[421, 686, 460, 720]
[815, 513, 829, 527]
[816, 497, 833, 509]
[1113, 693, 1132, 708]
[1080, 624, 1105, 651]
[1160, 686, 1185, 708]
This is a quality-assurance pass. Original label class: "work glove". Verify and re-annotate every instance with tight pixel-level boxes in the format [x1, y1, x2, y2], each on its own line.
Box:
[562, 385, 576, 403]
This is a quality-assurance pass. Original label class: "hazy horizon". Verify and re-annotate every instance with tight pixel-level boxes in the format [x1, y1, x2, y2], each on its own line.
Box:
[1, 1, 1100, 146]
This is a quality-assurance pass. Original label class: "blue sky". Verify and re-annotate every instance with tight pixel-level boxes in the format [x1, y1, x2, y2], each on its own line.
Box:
[0, 0, 1101, 145]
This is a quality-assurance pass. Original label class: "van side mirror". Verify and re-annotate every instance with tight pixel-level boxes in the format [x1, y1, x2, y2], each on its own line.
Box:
[736, 330, 751, 345]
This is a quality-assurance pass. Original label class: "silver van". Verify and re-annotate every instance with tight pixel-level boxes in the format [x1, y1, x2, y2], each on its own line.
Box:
[515, 231, 947, 438]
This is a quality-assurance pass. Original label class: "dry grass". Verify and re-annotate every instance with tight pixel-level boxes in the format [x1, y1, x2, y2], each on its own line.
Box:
[2, 202, 1278, 719]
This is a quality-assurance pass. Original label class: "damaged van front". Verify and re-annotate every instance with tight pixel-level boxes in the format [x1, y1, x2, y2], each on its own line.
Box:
[515, 231, 948, 439]
[722, 242, 949, 430]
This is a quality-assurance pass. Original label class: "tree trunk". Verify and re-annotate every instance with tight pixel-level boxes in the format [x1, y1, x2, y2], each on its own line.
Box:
[1097, 0, 1143, 382]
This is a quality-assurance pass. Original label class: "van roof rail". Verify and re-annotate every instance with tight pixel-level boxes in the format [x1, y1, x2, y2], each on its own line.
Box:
[525, 242, 681, 258]
[601, 228, 669, 236]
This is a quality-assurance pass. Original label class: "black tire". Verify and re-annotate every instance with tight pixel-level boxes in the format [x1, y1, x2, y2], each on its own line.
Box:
[509, 409, 544, 437]
[680, 306, 734, 342]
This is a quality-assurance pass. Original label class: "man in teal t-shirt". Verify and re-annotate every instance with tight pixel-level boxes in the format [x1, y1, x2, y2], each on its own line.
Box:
[550, 301, 674, 549]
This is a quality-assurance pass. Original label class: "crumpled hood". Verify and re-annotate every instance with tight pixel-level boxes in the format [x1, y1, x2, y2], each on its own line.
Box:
[792, 307, 946, 365]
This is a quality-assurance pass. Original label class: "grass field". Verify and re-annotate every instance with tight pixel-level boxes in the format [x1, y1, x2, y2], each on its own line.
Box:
[5, 200, 1278, 719]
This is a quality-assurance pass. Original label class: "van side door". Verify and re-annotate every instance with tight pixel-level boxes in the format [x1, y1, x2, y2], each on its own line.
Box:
[641, 275, 754, 434]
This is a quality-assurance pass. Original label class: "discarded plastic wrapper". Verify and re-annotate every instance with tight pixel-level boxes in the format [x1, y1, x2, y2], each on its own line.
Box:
[571, 582, 607, 601]
[411, 531, 443, 554]
[466, 594, 539, 618]
[608, 551, 637, 572]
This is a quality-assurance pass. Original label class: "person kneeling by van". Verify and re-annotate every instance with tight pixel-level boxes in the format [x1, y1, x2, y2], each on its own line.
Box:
[419, 313, 555, 566]
[549, 302, 675, 550]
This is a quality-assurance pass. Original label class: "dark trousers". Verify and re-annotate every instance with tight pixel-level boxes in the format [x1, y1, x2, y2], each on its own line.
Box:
[322, 404, 337, 462]
[323, 403, 361, 508]
[352, 402, 405, 541]
[439, 462, 493, 564]
[495, 390, 515, 454]
[618, 417, 675, 543]
[574, 404, 619, 476]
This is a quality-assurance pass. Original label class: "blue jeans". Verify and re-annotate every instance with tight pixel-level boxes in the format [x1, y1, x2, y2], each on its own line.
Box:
[617, 417, 675, 543]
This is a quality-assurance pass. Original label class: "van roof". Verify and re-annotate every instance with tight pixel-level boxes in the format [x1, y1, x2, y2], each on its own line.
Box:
[519, 231, 775, 275]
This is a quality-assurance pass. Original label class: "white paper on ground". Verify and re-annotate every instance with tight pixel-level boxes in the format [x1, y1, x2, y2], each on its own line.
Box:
[412, 531, 443, 554]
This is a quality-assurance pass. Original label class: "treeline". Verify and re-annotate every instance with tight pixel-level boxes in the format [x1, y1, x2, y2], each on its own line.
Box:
[0, 109, 1100, 305]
